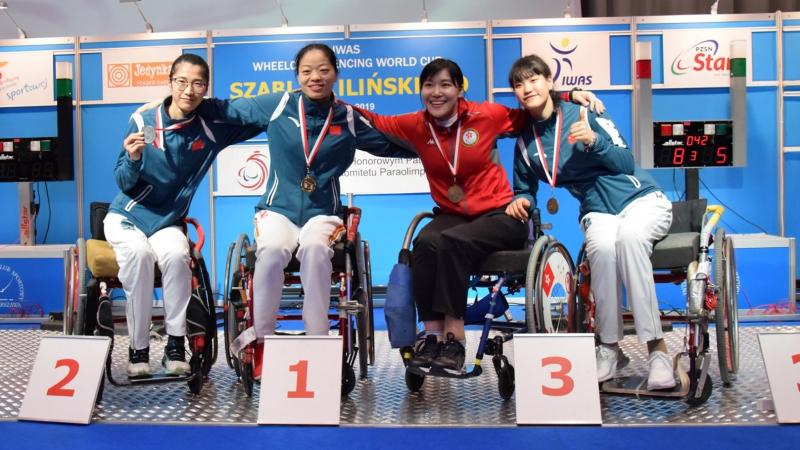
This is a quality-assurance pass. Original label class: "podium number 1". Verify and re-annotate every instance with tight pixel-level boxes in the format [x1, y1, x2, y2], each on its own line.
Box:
[541, 356, 574, 397]
[46, 358, 79, 397]
[288, 360, 315, 399]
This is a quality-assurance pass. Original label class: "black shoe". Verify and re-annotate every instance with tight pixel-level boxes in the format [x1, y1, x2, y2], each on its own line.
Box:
[162, 335, 190, 375]
[408, 335, 442, 371]
[431, 333, 466, 375]
[127, 347, 151, 378]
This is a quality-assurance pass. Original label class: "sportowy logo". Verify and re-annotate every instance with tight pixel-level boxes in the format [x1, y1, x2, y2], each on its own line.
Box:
[671, 39, 731, 76]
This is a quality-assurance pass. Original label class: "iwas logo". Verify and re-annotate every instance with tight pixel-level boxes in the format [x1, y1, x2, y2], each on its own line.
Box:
[0, 264, 24, 308]
[237, 150, 270, 191]
[548, 37, 593, 87]
[671, 39, 730, 76]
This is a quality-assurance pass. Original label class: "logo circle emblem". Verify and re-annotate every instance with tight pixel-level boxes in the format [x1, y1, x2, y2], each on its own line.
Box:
[462, 128, 479, 146]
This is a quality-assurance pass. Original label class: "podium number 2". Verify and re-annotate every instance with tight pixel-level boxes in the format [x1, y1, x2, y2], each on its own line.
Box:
[287, 360, 315, 399]
[541, 356, 574, 397]
[46, 358, 79, 397]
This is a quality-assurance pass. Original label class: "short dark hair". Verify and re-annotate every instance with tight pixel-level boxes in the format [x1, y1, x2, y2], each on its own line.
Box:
[508, 54, 560, 107]
[169, 53, 209, 82]
[294, 43, 339, 75]
[419, 58, 464, 89]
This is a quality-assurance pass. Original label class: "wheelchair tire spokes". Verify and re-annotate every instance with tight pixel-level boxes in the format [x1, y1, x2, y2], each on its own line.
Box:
[532, 240, 576, 334]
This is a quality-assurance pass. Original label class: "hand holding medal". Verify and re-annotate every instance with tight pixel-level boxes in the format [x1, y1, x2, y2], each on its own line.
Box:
[123, 130, 146, 161]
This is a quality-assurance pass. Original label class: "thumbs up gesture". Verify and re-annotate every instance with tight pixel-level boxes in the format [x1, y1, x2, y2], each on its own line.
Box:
[569, 109, 597, 148]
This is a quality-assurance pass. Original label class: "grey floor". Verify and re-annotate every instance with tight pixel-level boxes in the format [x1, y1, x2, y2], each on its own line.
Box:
[0, 325, 791, 425]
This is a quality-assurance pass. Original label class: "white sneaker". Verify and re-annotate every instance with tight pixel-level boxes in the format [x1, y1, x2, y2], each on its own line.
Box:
[163, 359, 190, 376]
[596, 344, 621, 382]
[127, 362, 152, 378]
[647, 350, 676, 390]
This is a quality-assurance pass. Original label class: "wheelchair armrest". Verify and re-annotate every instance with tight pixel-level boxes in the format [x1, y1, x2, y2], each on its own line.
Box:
[402, 211, 435, 251]
[183, 217, 205, 253]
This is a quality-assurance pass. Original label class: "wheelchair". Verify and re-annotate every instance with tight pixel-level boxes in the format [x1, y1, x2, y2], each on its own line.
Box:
[569, 199, 739, 406]
[64, 202, 218, 396]
[222, 202, 375, 397]
[399, 208, 576, 400]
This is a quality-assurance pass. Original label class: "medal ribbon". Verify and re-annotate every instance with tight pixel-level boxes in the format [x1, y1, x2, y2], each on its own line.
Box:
[298, 99, 334, 170]
[532, 107, 563, 189]
[154, 107, 196, 149]
[426, 120, 462, 179]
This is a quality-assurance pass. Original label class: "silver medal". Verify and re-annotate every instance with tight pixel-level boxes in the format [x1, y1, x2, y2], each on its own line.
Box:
[143, 125, 156, 144]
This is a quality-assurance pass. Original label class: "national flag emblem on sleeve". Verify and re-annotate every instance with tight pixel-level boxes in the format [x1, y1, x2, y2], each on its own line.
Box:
[191, 138, 205, 151]
[329, 124, 342, 135]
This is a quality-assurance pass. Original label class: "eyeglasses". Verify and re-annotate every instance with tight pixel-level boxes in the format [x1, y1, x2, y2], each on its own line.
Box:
[171, 77, 207, 92]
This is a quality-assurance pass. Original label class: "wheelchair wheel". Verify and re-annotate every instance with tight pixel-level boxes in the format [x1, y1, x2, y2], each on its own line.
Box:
[354, 234, 371, 379]
[191, 248, 217, 374]
[241, 360, 254, 397]
[342, 363, 356, 397]
[224, 234, 250, 376]
[571, 244, 593, 333]
[65, 239, 88, 335]
[527, 237, 576, 333]
[497, 364, 515, 400]
[524, 235, 552, 331]
[405, 370, 425, 393]
[364, 240, 376, 366]
[715, 231, 739, 386]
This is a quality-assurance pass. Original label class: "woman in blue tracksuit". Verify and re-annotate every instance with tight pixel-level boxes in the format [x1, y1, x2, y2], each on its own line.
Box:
[197, 43, 412, 380]
[505, 54, 675, 391]
[105, 54, 261, 378]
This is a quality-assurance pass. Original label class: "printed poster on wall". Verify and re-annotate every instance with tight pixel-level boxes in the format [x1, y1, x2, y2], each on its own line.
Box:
[521, 32, 612, 90]
[101, 46, 182, 103]
[215, 144, 270, 196]
[661, 28, 752, 88]
[212, 33, 485, 195]
[0, 51, 54, 107]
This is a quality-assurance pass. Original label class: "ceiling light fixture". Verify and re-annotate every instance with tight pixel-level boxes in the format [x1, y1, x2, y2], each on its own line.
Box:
[121, 0, 154, 33]
[1, 2, 28, 38]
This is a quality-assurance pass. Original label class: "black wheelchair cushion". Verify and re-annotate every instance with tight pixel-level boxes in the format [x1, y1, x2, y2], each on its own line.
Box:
[477, 249, 532, 274]
[651, 232, 701, 270]
[649, 199, 707, 270]
[90, 202, 111, 241]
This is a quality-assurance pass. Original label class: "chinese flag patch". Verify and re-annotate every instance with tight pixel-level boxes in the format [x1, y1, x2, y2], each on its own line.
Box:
[191, 139, 205, 151]
[329, 124, 342, 135]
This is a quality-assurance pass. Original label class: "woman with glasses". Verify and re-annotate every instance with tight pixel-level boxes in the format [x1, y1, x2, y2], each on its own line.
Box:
[104, 54, 261, 378]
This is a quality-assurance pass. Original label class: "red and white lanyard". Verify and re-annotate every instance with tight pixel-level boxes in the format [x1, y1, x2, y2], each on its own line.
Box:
[531, 107, 562, 189]
[154, 107, 196, 149]
[298, 99, 334, 169]
[426, 119, 462, 179]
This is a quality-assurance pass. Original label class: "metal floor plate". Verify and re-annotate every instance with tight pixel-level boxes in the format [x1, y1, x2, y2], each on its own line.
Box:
[0, 325, 794, 425]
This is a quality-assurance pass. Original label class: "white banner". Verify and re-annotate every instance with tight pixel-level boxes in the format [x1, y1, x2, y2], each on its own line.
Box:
[101, 46, 182, 103]
[662, 29, 752, 88]
[521, 32, 612, 90]
[215, 144, 429, 196]
[0, 51, 54, 107]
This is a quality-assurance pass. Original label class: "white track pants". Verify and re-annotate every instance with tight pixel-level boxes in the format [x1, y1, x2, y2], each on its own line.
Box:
[104, 212, 191, 350]
[581, 192, 672, 344]
[252, 211, 343, 339]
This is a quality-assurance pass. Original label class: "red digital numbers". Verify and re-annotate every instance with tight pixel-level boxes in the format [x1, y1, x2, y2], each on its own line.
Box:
[541, 356, 575, 396]
[716, 146, 729, 165]
[686, 135, 709, 146]
[673, 147, 685, 165]
[287, 360, 315, 399]
[46, 358, 79, 397]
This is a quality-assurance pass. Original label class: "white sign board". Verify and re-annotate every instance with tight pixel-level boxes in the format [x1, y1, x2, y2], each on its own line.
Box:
[661, 28, 752, 88]
[101, 46, 182, 103]
[757, 332, 800, 423]
[0, 51, 54, 107]
[257, 335, 343, 425]
[513, 333, 602, 425]
[18, 336, 110, 424]
[521, 32, 612, 90]
[215, 145, 430, 196]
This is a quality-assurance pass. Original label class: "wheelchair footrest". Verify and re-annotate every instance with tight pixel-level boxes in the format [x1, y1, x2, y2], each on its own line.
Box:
[406, 364, 483, 380]
[600, 361, 691, 399]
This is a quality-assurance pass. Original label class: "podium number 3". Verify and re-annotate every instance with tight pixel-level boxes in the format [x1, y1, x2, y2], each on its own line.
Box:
[287, 360, 315, 399]
[46, 358, 79, 397]
[541, 356, 574, 397]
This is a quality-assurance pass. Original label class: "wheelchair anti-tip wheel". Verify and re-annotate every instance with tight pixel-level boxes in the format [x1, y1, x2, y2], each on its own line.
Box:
[714, 229, 739, 387]
[405, 370, 425, 393]
[342, 363, 356, 397]
[496, 360, 515, 400]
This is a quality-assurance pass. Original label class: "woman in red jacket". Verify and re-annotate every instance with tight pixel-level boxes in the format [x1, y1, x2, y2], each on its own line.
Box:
[359, 58, 601, 374]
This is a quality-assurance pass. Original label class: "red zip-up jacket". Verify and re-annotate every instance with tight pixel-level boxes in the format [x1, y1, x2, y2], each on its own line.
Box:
[358, 98, 528, 217]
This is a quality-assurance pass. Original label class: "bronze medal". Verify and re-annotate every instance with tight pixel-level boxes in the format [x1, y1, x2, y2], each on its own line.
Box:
[546, 196, 559, 215]
[447, 184, 464, 203]
[300, 175, 317, 193]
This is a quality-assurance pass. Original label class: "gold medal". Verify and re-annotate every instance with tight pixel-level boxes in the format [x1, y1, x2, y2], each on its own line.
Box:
[300, 175, 317, 193]
[546, 196, 559, 215]
[447, 184, 464, 203]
